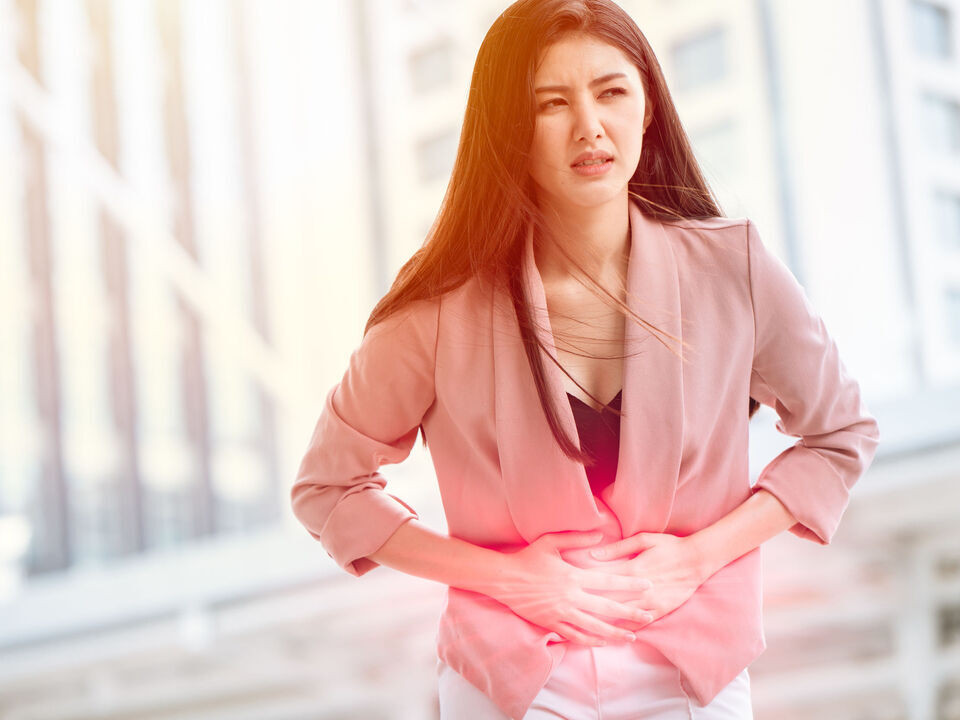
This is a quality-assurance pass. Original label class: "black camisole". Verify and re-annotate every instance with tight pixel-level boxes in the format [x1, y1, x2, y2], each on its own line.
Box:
[566, 389, 622, 496]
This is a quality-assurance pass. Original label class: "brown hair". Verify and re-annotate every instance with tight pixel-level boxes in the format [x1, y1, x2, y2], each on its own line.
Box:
[364, 0, 761, 465]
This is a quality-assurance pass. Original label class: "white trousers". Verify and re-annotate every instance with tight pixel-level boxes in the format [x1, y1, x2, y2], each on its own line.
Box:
[437, 640, 753, 720]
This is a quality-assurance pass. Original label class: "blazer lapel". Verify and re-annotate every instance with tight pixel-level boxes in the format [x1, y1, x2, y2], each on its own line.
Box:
[492, 228, 602, 540]
[611, 200, 685, 536]
[491, 198, 685, 542]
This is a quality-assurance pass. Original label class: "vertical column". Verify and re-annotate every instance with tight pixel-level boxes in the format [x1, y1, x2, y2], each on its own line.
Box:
[0, 0, 46, 589]
[230, 0, 278, 525]
[896, 536, 937, 720]
[86, 0, 144, 554]
[155, 0, 214, 538]
[15, 0, 69, 574]
[868, 0, 924, 384]
[350, 0, 389, 298]
[755, 0, 802, 282]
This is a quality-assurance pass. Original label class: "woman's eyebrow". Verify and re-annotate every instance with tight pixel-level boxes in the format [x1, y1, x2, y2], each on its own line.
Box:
[534, 72, 627, 94]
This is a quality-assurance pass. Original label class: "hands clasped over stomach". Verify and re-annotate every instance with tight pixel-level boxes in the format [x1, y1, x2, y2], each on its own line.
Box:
[487, 529, 707, 646]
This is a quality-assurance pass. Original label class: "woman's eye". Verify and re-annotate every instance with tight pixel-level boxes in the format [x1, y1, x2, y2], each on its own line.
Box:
[539, 87, 626, 110]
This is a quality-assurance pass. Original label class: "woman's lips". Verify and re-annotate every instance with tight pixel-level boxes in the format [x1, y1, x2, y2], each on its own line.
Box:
[572, 158, 614, 176]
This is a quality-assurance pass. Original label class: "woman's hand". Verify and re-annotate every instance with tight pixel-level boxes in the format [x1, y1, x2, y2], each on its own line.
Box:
[586, 531, 709, 631]
[489, 530, 657, 646]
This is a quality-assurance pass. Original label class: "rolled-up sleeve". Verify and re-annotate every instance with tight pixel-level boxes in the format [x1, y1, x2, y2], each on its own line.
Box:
[291, 297, 440, 576]
[746, 219, 880, 545]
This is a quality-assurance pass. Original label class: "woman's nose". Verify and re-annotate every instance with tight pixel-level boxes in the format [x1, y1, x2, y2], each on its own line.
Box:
[573, 101, 604, 141]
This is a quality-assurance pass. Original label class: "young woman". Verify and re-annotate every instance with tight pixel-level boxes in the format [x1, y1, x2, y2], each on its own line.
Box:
[291, 1, 880, 718]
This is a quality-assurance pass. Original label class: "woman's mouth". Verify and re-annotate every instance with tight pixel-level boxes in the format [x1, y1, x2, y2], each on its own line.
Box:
[571, 158, 614, 176]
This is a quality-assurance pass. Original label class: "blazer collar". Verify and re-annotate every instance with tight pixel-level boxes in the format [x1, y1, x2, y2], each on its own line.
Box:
[492, 198, 685, 542]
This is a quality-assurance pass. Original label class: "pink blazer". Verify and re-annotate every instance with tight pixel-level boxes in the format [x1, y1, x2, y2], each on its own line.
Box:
[291, 198, 880, 719]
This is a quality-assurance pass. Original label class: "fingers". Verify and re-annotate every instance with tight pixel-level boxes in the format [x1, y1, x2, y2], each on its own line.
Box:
[579, 595, 654, 627]
[553, 621, 609, 646]
[564, 608, 644, 643]
[580, 568, 652, 593]
[548, 593, 655, 646]
[552, 615, 635, 646]
[591, 532, 655, 559]
[590, 539, 628, 559]
[544, 530, 604, 551]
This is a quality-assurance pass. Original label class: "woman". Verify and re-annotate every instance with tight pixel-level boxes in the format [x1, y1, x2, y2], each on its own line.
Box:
[290, 1, 880, 718]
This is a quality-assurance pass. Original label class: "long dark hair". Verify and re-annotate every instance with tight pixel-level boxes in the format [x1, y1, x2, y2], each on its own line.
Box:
[364, 0, 761, 465]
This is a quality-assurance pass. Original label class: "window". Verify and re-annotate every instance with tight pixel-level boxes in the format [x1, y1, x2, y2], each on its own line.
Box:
[671, 26, 727, 91]
[934, 191, 960, 250]
[409, 40, 454, 95]
[690, 119, 739, 178]
[946, 285, 960, 346]
[940, 602, 960, 647]
[921, 93, 960, 154]
[415, 127, 458, 183]
[911, 0, 953, 59]
[936, 551, 960, 581]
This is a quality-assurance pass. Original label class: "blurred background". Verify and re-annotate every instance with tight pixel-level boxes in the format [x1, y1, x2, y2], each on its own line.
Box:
[0, 0, 958, 718]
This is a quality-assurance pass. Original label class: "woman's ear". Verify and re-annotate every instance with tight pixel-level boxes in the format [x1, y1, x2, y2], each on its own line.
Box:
[643, 98, 654, 133]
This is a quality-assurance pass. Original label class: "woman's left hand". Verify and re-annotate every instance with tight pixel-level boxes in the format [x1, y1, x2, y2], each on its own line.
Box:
[583, 532, 711, 631]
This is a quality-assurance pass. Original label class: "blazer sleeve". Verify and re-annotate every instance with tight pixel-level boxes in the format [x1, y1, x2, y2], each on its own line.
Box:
[746, 219, 880, 545]
[290, 297, 440, 576]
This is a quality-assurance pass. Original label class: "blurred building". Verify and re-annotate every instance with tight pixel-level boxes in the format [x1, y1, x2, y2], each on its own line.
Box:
[0, 0, 957, 719]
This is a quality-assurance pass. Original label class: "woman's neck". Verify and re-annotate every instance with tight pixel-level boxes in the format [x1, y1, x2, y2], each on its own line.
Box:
[533, 193, 631, 287]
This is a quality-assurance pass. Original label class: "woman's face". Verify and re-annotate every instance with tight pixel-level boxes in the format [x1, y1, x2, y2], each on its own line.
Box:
[528, 34, 648, 211]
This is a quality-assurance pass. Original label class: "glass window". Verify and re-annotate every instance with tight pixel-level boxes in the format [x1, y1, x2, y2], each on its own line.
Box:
[671, 26, 726, 92]
[911, 0, 953, 59]
[415, 127, 458, 183]
[939, 602, 960, 647]
[690, 118, 739, 178]
[934, 191, 960, 250]
[921, 93, 960, 154]
[946, 286, 960, 346]
[409, 40, 454, 95]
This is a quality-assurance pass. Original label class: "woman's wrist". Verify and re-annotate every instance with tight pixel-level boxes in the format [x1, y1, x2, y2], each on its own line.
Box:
[684, 534, 721, 583]
[686, 488, 799, 581]
[367, 518, 520, 596]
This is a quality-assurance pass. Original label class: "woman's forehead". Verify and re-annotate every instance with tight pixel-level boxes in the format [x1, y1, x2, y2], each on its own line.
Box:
[534, 35, 637, 83]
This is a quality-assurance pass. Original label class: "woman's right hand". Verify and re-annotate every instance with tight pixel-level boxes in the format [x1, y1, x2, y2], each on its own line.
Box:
[488, 530, 656, 646]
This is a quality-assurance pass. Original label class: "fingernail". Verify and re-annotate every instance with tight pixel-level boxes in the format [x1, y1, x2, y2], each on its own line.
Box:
[624, 633, 636, 641]
[591, 549, 606, 558]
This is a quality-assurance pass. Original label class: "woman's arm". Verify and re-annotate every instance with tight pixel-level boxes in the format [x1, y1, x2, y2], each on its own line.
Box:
[680, 221, 880, 580]
[741, 219, 880, 545]
[367, 518, 515, 594]
[290, 299, 441, 577]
